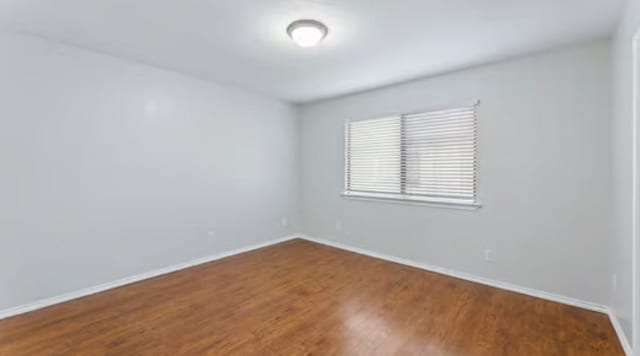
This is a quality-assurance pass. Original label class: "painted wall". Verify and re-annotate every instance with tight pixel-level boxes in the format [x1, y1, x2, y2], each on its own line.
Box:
[0, 33, 298, 311]
[611, 0, 640, 347]
[298, 41, 613, 306]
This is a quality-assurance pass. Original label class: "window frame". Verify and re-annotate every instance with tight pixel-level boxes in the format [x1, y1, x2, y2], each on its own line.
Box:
[342, 104, 481, 210]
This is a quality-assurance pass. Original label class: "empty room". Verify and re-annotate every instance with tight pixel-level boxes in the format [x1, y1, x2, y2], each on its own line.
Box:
[2, 0, 640, 355]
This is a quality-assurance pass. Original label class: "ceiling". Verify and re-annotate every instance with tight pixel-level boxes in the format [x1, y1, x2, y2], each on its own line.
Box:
[0, 0, 625, 103]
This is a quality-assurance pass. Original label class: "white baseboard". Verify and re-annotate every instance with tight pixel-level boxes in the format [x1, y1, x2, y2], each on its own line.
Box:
[1, 233, 631, 354]
[608, 310, 634, 356]
[299, 235, 608, 313]
[298, 235, 638, 354]
[0, 234, 612, 317]
[0, 235, 299, 320]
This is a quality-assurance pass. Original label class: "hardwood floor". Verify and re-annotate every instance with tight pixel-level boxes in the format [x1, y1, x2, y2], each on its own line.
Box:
[0, 239, 623, 355]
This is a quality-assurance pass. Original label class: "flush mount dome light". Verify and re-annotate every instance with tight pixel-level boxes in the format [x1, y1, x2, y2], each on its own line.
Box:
[287, 19, 328, 47]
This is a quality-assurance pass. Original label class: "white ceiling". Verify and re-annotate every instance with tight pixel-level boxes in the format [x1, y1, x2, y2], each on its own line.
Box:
[0, 0, 625, 103]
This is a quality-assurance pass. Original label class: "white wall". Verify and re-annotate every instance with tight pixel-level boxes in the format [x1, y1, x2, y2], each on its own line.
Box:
[0, 33, 298, 311]
[612, 0, 640, 348]
[298, 41, 613, 306]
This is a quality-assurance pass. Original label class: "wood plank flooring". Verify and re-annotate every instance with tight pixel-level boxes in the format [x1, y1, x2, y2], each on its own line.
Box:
[0, 239, 624, 355]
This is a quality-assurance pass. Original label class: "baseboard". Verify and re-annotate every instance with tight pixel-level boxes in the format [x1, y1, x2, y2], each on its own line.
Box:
[299, 235, 640, 352]
[300, 235, 640, 351]
[0, 235, 299, 320]
[608, 310, 634, 355]
[1, 233, 630, 354]
[298, 235, 608, 313]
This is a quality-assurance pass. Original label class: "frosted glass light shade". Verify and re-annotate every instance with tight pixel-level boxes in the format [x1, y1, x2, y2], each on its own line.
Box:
[287, 20, 328, 48]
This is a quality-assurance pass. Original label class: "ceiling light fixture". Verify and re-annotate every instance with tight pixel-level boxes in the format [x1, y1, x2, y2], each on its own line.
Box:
[287, 19, 328, 48]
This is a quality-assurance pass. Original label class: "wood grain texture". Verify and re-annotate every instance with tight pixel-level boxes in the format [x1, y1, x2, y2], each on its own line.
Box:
[0, 239, 623, 355]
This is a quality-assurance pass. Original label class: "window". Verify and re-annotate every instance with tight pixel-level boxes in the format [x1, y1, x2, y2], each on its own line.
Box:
[344, 105, 478, 207]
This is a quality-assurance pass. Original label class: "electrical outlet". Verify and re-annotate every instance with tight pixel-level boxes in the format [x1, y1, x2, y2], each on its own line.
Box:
[612, 274, 617, 292]
[335, 219, 342, 232]
[208, 231, 215, 237]
[484, 249, 494, 263]
[281, 217, 288, 227]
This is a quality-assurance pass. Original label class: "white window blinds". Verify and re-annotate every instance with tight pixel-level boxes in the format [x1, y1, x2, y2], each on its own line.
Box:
[344, 105, 478, 206]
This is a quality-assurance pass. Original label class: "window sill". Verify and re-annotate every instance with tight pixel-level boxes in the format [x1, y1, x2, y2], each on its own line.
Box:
[341, 192, 482, 211]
